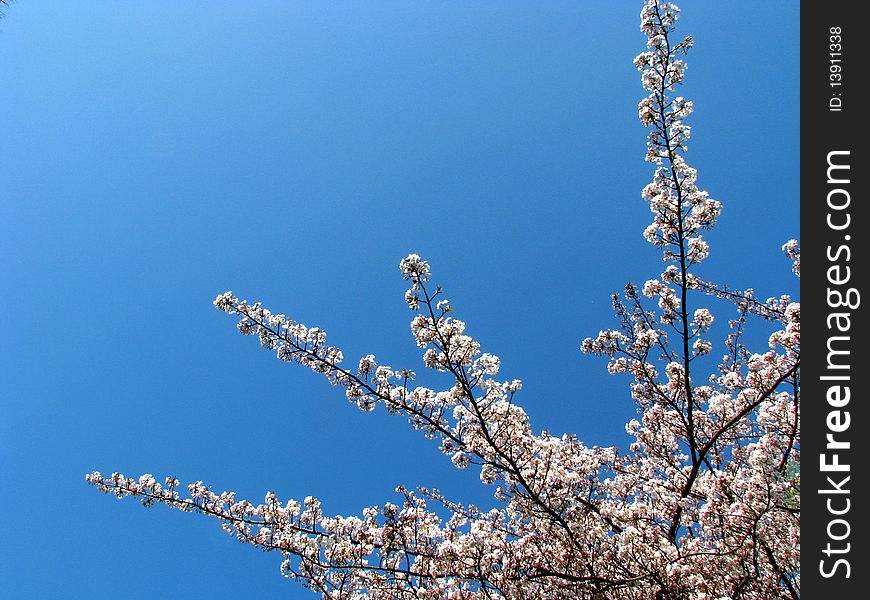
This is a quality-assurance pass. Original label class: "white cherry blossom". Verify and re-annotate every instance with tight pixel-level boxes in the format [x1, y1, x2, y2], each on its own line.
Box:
[89, 2, 799, 598]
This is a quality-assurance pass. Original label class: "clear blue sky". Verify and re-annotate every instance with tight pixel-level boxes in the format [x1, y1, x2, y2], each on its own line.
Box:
[1, 2, 798, 598]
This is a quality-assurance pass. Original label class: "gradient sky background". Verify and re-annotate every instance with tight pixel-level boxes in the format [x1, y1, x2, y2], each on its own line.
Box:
[2, 2, 798, 598]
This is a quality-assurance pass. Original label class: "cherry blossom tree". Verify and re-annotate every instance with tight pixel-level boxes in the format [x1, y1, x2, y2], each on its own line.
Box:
[88, 2, 800, 598]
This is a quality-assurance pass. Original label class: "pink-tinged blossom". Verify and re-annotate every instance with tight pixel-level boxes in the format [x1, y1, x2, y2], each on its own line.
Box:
[782, 239, 800, 277]
[88, 2, 799, 598]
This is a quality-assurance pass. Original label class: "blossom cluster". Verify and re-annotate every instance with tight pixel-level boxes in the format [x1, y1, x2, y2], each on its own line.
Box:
[88, 2, 799, 598]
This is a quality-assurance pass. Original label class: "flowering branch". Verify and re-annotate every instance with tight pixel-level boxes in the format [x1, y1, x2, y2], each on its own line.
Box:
[88, 2, 800, 598]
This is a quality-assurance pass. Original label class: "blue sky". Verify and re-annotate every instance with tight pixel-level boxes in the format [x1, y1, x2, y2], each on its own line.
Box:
[1, 2, 798, 598]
